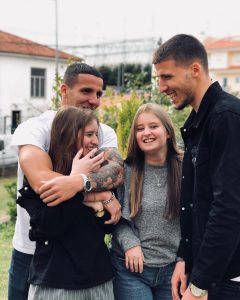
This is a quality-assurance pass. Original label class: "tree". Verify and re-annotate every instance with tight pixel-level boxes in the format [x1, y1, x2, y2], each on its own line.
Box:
[116, 92, 143, 157]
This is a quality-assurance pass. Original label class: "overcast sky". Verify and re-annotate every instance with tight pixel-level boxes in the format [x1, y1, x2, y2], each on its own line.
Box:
[0, 0, 239, 47]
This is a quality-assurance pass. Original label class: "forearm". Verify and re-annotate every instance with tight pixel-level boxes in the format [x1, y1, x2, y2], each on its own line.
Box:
[88, 162, 123, 191]
[86, 147, 124, 191]
[114, 219, 141, 252]
[19, 145, 62, 192]
[84, 191, 112, 202]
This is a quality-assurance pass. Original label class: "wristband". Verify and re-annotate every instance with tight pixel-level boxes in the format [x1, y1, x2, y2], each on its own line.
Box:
[103, 192, 115, 205]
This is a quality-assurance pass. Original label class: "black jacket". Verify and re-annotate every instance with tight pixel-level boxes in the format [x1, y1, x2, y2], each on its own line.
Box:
[17, 185, 115, 289]
[178, 82, 240, 290]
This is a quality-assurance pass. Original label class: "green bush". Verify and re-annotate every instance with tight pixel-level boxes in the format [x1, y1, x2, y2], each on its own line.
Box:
[117, 92, 143, 157]
[4, 179, 17, 223]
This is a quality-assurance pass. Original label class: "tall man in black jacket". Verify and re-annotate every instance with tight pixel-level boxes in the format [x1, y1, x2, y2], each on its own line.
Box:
[153, 34, 240, 300]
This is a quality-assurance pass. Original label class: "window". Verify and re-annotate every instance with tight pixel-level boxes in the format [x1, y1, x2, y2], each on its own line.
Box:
[222, 77, 228, 88]
[31, 68, 46, 97]
[236, 76, 240, 84]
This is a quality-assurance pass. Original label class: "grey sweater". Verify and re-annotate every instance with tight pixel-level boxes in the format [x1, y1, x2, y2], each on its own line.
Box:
[112, 163, 180, 267]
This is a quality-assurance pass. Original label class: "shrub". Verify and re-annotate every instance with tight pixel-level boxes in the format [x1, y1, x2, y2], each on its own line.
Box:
[4, 179, 17, 223]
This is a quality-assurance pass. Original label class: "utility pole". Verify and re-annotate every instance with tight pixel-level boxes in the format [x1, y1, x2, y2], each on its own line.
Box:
[55, 0, 59, 77]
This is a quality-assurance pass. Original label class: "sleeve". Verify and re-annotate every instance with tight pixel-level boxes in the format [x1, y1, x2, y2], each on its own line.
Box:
[17, 185, 84, 238]
[114, 218, 141, 252]
[99, 123, 118, 149]
[11, 112, 52, 153]
[114, 169, 141, 252]
[190, 111, 240, 289]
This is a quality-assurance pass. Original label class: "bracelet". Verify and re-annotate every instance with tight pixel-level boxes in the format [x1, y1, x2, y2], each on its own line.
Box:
[103, 192, 115, 205]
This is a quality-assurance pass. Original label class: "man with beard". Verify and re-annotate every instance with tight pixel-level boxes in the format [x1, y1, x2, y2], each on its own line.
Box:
[152, 34, 240, 300]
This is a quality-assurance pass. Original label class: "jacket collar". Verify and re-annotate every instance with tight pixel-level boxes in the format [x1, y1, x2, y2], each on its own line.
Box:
[184, 81, 223, 129]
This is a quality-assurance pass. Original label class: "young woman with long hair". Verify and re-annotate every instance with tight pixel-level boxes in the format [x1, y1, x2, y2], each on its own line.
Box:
[112, 103, 182, 300]
[17, 106, 116, 300]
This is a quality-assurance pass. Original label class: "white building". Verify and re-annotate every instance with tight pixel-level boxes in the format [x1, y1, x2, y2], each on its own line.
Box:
[0, 30, 80, 134]
[205, 36, 240, 94]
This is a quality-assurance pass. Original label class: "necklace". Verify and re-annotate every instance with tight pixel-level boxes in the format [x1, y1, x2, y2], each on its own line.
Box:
[154, 173, 167, 187]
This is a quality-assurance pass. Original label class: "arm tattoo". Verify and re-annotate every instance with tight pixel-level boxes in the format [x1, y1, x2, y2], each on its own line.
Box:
[87, 148, 124, 192]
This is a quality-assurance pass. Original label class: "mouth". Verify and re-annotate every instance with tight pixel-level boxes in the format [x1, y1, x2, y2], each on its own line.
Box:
[167, 92, 177, 103]
[143, 138, 155, 143]
[81, 104, 96, 111]
[86, 145, 98, 151]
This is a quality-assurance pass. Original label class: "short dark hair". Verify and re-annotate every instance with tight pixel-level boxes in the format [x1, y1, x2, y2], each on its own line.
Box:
[152, 34, 208, 72]
[63, 62, 103, 87]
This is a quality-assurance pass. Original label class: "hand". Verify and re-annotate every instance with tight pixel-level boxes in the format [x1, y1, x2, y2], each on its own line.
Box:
[125, 246, 144, 273]
[181, 287, 208, 300]
[83, 201, 103, 212]
[171, 261, 188, 300]
[103, 197, 121, 225]
[39, 175, 83, 206]
[70, 148, 104, 175]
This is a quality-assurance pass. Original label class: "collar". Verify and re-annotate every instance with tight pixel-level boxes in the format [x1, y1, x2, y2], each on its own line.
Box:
[184, 81, 223, 129]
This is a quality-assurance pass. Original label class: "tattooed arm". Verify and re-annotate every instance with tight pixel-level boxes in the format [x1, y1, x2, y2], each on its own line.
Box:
[39, 147, 124, 205]
[88, 147, 124, 191]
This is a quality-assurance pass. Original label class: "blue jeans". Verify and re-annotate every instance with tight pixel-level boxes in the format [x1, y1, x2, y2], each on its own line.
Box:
[208, 280, 240, 300]
[112, 254, 175, 300]
[8, 248, 33, 300]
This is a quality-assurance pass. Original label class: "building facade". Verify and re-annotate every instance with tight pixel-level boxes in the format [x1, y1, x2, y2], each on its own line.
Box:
[205, 36, 240, 94]
[0, 31, 80, 134]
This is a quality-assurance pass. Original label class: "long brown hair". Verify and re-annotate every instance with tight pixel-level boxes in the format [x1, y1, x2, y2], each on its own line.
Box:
[125, 103, 183, 219]
[48, 106, 99, 175]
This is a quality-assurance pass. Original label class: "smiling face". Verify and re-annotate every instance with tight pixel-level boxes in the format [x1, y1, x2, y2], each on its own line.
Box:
[135, 112, 169, 157]
[154, 59, 196, 110]
[61, 74, 103, 110]
[80, 118, 99, 156]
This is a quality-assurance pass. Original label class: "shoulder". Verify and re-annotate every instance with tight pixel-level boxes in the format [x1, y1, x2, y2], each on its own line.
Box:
[11, 110, 56, 151]
[99, 123, 116, 135]
[99, 123, 117, 148]
[214, 92, 240, 115]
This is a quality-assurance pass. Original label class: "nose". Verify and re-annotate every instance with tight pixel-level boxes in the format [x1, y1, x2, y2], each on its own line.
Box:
[143, 127, 151, 135]
[88, 96, 100, 109]
[158, 78, 168, 94]
[92, 134, 99, 145]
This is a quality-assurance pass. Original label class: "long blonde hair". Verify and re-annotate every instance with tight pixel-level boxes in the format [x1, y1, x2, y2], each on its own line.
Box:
[125, 103, 182, 219]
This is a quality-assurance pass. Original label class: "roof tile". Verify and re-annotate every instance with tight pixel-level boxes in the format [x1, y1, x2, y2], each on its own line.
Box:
[0, 30, 80, 60]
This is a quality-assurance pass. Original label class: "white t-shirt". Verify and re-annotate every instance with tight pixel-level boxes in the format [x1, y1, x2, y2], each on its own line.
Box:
[11, 110, 118, 254]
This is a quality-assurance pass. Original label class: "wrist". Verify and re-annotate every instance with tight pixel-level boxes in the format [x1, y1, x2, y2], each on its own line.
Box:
[189, 283, 208, 298]
[103, 191, 115, 205]
[175, 256, 184, 263]
[80, 173, 92, 192]
[69, 174, 84, 192]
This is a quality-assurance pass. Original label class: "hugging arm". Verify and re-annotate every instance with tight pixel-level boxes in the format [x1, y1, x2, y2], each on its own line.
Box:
[40, 147, 124, 206]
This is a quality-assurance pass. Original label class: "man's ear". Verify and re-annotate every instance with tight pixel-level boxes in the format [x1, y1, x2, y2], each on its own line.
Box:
[60, 83, 68, 97]
[190, 62, 202, 78]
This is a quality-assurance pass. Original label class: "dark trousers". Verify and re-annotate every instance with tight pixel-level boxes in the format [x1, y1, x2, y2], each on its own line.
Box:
[8, 248, 33, 300]
[208, 280, 240, 300]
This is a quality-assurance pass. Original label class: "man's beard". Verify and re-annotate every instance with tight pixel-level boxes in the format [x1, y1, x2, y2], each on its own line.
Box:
[174, 97, 192, 110]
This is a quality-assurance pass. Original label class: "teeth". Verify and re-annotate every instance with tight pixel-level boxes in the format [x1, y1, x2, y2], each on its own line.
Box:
[143, 139, 155, 143]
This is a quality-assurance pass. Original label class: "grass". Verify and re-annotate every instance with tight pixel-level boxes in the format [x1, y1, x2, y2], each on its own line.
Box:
[0, 222, 14, 300]
[0, 177, 16, 300]
[0, 176, 16, 220]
